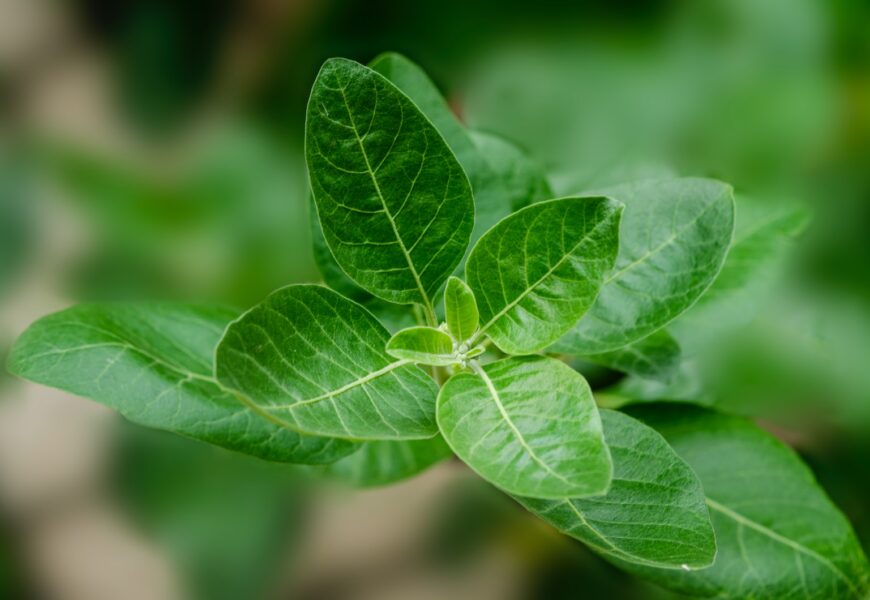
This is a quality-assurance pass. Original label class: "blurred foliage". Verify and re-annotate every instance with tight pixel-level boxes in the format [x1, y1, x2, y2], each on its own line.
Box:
[112, 422, 308, 600]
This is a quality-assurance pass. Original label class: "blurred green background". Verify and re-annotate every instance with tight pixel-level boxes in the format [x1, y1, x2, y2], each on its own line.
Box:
[0, 0, 868, 598]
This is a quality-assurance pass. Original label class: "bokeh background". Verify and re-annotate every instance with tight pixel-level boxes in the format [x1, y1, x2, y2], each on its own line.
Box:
[1, 0, 868, 598]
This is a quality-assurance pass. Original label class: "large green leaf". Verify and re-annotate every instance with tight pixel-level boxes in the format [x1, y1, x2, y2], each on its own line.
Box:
[386, 326, 455, 366]
[215, 285, 438, 441]
[437, 356, 611, 499]
[518, 409, 715, 569]
[306, 58, 474, 311]
[318, 436, 453, 488]
[308, 194, 371, 302]
[370, 53, 551, 245]
[553, 178, 735, 354]
[670, 197, 810, 354]
[6, 303, 354, 464]
[444, 276, 479, 343]
[624, 405, 870, 599]
[582, 330, 681, 381]
[466, 197, 622, 354]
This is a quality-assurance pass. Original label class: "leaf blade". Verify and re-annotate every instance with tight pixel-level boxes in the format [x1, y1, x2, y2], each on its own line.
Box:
[466, 197, 622, 354]
[215, 285, 439, 441]
[444, 276, 479, 342]
[554, 178, 735, 354]
[6, 303, 355, 464]
[437, 356, 612, 499]
[518, 409, 716, 569]
[306, 58, 474, 307]
[386, 326, 455, 366]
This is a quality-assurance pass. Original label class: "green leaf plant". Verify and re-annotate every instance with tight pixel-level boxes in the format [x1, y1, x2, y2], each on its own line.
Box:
[6, 55, 868, 598]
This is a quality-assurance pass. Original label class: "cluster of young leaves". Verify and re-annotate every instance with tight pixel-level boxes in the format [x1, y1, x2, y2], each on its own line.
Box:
[7, 54, 869, 599]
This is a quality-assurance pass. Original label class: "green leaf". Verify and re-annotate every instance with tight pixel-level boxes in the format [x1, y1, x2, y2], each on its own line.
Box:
[444, 276, 479, 342]
[318, 436, 453, 488]
[517, 409, 715, 569]
[370, 53, 550, 246]
[623, 405, 870, 599]
[670, 197, 810, 354]
[466, 197, 622, 354]
[215, 285, 439, 441]
[6, 303, 355, 464]
[308, 194, 371, 302]
[582, 330, 681, 381]
[437, 356, 612, 499]
[386, 326, 455, 366]
[553, 178, 735, 354]
[306, 57, 474, 310]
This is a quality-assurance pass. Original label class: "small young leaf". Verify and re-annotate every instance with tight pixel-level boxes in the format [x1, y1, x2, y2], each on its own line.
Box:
[386, 326, 455, 366]
[437, 356, 612, 499]
[318, 436, 453, 488]
[306, 58, 474, 309]
[582, 330, 681, 381]
[215, 285, 438, 441]
[518, 409, 715, 569]
[6, 303, 355, 464]
[553, 178, 735, 354]
[466, 197, 622, 354]
[622, 405, 870, 599]
[371, 53, 551, 246]
[444, 276, 479, 342]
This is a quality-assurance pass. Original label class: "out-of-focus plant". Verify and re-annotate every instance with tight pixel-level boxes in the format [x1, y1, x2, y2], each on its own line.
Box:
[7, 53, 870, 599]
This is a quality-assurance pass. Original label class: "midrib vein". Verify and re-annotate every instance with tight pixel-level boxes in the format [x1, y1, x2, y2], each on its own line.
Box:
[473, 208, 618, 344]
[471, 363, 575, 488]
[705, 498, 857, 593]
[337, 85, 435, 320]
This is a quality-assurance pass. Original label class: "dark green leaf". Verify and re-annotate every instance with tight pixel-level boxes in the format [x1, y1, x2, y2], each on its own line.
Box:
[386, 326, 455, 366]
[215, 285, 439, 441]
[554, 178, 735, 354]
[518, 409, 715, 569]
[582, 330, 681, 381]
[306, 58, 474, 310]
[624, 405, 870, 599]
[7, 303, 354, 464]
[466, 197, 622, 354]
[444, 276, 479, 342]
[308, 194, 371, 302]
[437, 356, 612, 499]
[318, 436, 453, 488]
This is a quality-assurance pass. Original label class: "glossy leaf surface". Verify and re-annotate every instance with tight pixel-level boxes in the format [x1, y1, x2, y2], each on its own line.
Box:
[554, 178, 735, 354]
[437, 356, 612, 499]
[7, 303, 355, 464]
[216, 285, 438, 441]
[466, 197, 622, 354]
[518, 409, 715, 569]
[626, 405, 870, 599]
[306, 58, 473, 307]
[444, 276, 479, 342]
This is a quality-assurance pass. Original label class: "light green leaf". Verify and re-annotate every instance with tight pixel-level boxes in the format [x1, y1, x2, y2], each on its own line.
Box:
[466, 197, 622, 354]
[623, 405, 870, 599]
[215, 285, 438, 441]
[444, 276, 479, 342]
[554, 178, 735, 354]
[306, 58, 474, 310]
[6, 303, 355, 464]
[518, 409, 715, 569]
[318, 436, 453, 488]
[386, 326, 455, 366]
[670, 197, 810, 354]
[437, 356, 612, 499]
[370, 53, 550, 246]
[582, 330, 681, 381]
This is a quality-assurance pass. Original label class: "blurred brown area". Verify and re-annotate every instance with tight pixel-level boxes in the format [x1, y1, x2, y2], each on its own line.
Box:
[1, 0, 868, 598]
